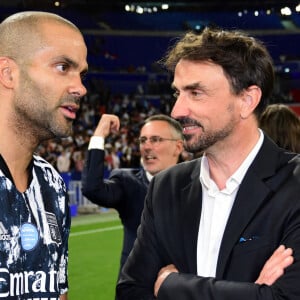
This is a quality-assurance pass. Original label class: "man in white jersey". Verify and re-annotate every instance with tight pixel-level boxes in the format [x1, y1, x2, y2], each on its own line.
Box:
[0, 11, 88, 299]
[117, 28, 299, 299]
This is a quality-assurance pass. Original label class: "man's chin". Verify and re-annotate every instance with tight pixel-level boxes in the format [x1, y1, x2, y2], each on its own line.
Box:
[184, 140, 205, 154]
[53, 125, 73, 139]
[145, 165, 158, 175]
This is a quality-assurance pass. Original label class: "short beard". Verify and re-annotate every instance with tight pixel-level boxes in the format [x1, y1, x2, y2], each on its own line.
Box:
[184, 124, 234, 153]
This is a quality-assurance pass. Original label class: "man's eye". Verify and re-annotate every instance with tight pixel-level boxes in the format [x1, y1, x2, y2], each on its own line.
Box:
[150, 136, 160, 143]
[191, 90, 202, 97]
[56, 63, 69, 72]
[139, 137, 147, 144]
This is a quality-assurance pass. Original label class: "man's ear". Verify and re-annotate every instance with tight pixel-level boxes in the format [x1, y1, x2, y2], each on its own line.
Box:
[175, 139, 184, 156]
[0, 57, 15, 89]
[240, 85, 262, 119]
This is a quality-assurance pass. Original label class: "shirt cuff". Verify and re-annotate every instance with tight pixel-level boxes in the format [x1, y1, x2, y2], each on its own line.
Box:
[88, 136, 105, 150]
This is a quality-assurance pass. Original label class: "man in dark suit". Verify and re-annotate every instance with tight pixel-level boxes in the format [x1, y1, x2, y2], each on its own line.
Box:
[82, 113, 184, 271]
[116, 28, 300, 299]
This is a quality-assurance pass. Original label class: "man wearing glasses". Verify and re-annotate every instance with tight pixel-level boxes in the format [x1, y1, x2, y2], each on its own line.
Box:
[81, 113, 184, 279]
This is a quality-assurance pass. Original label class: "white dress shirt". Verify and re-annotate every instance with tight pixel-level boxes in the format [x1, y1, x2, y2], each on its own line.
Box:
[197, 130, 264, 277]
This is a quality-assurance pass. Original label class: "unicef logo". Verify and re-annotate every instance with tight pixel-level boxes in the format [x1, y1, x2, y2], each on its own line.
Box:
[20, 223, 39, 251]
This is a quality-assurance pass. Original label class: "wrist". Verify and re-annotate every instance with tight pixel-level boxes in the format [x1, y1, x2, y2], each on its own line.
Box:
[88, 136, 105, 150]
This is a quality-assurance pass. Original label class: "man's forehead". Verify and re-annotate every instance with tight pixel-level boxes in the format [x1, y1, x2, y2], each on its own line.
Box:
[40, 21, 82, 39]
[38, 23, 87, 56]
[141, 121, 170, 133]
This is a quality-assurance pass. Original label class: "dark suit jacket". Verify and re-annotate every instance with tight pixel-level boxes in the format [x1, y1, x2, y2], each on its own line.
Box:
[117, 136, 300, 300]
[81, 149, 149, 268]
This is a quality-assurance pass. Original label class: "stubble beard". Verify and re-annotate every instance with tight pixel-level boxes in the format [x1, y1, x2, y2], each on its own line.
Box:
[183, 122, 235, 153]
[14, 72, 74, 142]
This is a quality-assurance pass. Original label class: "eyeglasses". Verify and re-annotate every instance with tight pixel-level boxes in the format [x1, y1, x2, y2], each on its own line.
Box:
[138, 135, 178, 146]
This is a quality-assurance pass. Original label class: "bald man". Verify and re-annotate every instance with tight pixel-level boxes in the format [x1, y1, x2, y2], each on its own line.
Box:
[0, 11, 88, 299]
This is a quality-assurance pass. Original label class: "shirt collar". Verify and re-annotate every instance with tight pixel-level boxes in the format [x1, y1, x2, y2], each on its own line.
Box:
[200, 129, 264, 192]
[145, 171, 153, 182]
[0, 154, 34, 187]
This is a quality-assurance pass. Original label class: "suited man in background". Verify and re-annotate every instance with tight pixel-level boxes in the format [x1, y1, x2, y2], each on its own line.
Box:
[117, 27, 300, 299]
[82, 113, 184, 273]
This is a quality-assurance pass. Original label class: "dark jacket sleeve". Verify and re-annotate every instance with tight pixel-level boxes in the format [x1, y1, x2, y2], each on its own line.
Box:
[81, 149, 124, 209]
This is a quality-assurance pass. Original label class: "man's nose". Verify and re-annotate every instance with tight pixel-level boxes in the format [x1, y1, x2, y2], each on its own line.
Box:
[68, 76, 87, 98]
[171, 94, 188, 119]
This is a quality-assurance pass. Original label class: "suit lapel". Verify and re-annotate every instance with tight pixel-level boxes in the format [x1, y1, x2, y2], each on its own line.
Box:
[137, 168, 150, 188]
[182, 161, 202, 274]
[216, 171, 270, 278]
[216, 136, 290, 278]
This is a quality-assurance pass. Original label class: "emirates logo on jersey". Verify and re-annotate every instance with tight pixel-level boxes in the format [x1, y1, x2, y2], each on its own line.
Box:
[0, 268, 59, 298]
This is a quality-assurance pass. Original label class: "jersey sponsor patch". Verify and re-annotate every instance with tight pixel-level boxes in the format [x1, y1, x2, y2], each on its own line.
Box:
[46, 212, 62, 245]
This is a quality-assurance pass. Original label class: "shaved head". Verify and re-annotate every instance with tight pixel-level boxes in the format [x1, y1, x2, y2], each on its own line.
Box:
[0, 11, 81, 63]
[0, 11, 88, 143]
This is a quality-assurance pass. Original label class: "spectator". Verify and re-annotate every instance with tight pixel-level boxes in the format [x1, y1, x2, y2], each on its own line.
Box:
[81, 113, 184, 283]
[259, 103, 300, 153]
[56, 148, 72, 173]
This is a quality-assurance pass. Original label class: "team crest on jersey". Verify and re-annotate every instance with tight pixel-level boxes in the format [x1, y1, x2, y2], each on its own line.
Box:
[46, 212, 62, 244]
[0, 222, 11, 241]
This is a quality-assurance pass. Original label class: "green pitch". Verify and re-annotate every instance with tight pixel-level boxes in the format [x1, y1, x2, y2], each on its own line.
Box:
[68, 210, 122, 299]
